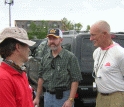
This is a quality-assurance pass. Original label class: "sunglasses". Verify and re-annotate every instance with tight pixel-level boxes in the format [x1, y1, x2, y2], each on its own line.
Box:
[51, 59, 55, 69]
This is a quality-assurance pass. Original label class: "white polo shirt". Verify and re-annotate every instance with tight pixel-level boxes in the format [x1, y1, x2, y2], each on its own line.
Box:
[93, 42, 124, 93]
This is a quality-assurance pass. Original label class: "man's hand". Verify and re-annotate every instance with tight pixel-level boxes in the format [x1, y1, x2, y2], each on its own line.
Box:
[33, 97, 40, 107]
[62, 99, 74, 107]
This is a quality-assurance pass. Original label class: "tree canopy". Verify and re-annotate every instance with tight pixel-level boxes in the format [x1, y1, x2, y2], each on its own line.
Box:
[27, 18, 90, 39]
[61, 17, 83, 31]
[28, 21, 48, 39]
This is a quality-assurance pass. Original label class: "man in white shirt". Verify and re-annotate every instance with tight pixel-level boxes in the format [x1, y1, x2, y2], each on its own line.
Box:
[90, 20, 124, 107]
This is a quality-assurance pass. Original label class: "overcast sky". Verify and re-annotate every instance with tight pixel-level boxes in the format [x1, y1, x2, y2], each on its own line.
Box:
[0, 0, 124, 32]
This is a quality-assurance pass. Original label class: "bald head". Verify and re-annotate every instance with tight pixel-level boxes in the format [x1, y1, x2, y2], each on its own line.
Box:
[90, 20, 112, 48]
[91, 20, 110, 34]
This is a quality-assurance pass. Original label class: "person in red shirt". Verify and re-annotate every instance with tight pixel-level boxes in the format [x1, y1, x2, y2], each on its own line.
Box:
[0, 27, 35, 107]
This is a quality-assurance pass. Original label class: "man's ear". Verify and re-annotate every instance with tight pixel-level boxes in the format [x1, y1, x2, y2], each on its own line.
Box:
[102, 31, 106, 35]
[15, 43, 21, 51]
[102, 31, 107, 38]
[61, 38, 63, 42]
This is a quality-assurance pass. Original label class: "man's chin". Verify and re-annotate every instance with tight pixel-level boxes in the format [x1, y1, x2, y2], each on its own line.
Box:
[94, 43, 98, 47]
[50, 47, 57, 51]
[24, 59, 29, 63]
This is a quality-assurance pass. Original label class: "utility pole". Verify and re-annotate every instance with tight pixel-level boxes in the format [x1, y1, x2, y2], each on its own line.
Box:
[5, 0, 14, 27]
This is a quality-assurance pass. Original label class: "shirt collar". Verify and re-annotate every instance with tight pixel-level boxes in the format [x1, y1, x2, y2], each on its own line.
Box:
[48, 48, 65, 58]
[101, 41, 119, 50]
[1, 62, 24, 75]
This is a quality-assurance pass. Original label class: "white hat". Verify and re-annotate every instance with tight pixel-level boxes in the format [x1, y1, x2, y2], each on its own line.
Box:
[0, 27, 35, 46]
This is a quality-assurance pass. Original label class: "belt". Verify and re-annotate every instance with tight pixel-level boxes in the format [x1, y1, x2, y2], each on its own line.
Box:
[101, 93, 110, 96]
[100, 91, 120, 96]
[46, 90, 56, 94]
[46, 88, 69, 94]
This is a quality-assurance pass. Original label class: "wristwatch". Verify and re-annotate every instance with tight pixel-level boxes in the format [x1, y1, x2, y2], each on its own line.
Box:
[68, 97, 74, 102]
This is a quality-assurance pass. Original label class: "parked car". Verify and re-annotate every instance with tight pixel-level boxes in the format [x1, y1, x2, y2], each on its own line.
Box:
[25, 32, 124, 107]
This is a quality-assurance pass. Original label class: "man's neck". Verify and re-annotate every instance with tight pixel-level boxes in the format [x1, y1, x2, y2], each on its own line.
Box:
[101, 40, 113, 50]
[6, 56, 23, 67]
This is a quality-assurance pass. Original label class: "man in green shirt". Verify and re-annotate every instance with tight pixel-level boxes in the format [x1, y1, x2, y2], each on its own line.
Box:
[33, 28, 82, 107]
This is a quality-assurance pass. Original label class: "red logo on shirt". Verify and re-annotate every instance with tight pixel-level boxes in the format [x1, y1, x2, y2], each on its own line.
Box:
[105, 62, 110, 66]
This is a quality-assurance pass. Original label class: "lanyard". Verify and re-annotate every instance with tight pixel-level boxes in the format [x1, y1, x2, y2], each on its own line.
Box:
[93, 42, 118, 78]
[95, 49, 108, 75]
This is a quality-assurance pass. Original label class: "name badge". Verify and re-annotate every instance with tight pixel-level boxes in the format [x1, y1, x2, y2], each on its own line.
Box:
[93, 82, 96, 88]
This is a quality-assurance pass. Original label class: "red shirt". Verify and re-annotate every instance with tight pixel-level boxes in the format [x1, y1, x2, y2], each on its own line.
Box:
[0, 62, 34, 107]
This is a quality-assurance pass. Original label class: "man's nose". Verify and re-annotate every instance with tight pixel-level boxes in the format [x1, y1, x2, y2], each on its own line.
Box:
[90, 36, 93, 41]
[49, 39, 55, 42]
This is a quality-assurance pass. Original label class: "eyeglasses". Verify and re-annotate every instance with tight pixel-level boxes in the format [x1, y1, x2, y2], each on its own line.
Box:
[51, 59, 55, 69]
[92, 71, 101, 79]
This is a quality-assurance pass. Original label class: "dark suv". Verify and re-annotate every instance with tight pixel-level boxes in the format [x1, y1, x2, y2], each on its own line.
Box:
[26, 32, 124, 107]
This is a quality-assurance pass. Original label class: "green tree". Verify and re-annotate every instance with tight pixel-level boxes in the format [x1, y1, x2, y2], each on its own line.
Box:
[61, 17, 83, 31]
[28, 21, 48, 39]
[74, 23, 83, 31]
[86, 25, 90, 31]
[61, 17, 73, 30]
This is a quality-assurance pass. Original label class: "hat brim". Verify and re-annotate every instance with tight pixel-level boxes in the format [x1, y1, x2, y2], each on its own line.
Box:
[0, 38, 36, 46]
[47, 34, 60, 38]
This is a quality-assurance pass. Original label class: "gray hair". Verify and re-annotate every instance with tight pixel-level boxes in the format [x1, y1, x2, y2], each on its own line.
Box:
[93, 20, 110, 33]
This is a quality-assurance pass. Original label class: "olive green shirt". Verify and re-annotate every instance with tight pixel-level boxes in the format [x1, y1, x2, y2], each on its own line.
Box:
[38, 48, 82, 91]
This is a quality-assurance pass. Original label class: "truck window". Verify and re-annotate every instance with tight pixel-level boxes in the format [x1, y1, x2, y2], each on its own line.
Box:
[81, 38, 96, 73]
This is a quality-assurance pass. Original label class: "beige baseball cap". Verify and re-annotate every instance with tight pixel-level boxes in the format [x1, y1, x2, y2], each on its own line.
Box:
[0, 27, 35, 46]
